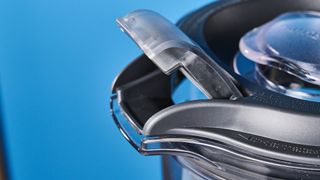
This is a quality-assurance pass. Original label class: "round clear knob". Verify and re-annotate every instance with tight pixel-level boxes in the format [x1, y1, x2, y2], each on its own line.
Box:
[240, 12, 320, 85]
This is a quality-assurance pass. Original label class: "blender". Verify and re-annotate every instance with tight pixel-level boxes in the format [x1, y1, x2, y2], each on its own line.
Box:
[111, 0, 320, 179]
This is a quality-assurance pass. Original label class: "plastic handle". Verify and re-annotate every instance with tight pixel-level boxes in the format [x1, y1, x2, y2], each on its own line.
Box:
[117, 10, 243, 99]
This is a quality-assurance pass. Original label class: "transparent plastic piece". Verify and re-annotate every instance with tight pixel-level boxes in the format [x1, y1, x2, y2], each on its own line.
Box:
[240, 11, 320, 85]
[234, 52, 320, 102]
[116, 10, 242, 99]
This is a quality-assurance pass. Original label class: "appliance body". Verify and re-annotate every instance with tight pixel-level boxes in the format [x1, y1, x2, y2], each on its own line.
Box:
[111, 0, 320, 179]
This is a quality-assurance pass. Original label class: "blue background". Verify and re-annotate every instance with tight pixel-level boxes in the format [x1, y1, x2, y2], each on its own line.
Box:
[0, 1, 211, 179]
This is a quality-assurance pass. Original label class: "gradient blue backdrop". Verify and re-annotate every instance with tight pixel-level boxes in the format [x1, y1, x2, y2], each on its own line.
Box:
[0, 1, 211, 179]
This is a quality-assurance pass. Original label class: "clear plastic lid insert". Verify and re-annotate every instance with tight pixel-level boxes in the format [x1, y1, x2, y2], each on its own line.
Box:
[240, 11, 320, 85]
